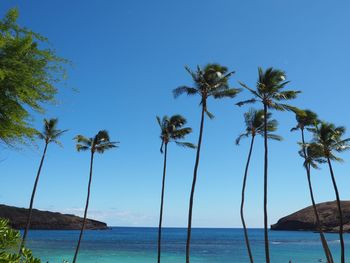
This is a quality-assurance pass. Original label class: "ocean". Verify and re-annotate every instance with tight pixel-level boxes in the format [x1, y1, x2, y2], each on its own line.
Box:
[25, 227, 347, 262]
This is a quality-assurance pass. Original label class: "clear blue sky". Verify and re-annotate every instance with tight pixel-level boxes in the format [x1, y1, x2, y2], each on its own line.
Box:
[1, 0, 350, 228]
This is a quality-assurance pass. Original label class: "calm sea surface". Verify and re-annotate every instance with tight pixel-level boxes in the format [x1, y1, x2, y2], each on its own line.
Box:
[25, 227, 348, 263]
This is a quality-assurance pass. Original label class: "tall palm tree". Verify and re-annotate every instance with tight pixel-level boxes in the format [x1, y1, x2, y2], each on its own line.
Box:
[72, 130, 118, 263]
[19, 118, 66, 252]
[291, 110, 333, 263]
[236, 109, 281, 263]
[237, 67, 300, 263]
[173, 64, 241, 263]
[309, 122, 350, 263]
[156, 114, 195, 263]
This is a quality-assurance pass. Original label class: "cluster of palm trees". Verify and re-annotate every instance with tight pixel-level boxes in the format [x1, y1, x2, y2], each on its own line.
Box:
[19, 119, 118, 263]
[20, 64, 349, 263]
[156, 64, 350, 263]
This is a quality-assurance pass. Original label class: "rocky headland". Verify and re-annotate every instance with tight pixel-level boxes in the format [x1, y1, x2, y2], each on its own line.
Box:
[0, 204, 108, 230]
[271, 200, 350, 232]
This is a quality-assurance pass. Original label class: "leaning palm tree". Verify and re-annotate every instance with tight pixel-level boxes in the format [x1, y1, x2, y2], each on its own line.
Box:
[309, 122, 350, 263]
[156, 114, 195, 263]
[20, 118, 66, 252]
[291, 110, 333, 263]
[72, 130, 118, 263]
[237, 67, 300, 263]
[236, 109, 281, 263]
[173, 64, 241, 263]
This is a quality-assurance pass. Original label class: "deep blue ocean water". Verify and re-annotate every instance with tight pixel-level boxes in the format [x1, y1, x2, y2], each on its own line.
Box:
[25, 227, 349, 262]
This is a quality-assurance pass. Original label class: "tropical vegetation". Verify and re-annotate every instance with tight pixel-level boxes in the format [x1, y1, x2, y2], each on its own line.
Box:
[72, 130, 118, 263]
[0, 218, 40, 263]
[156, 114, 195, 263]
[237, 67, 300, 263]
[1, 5, 350, 263]
[173, 64, 241, 263]
[0, 8, 68, 147]
[292, 110, 334, 263]
[20, 118, 67, 253]
[236, 108, 282, 263]
[309, 122, 350, 263]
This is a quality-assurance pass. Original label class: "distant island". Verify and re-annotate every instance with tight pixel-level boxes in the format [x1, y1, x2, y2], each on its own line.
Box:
[0, 204, 108, 230]
[271, 200, 350, 232]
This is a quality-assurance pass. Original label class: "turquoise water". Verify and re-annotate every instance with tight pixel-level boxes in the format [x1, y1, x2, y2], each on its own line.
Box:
[25, 227, 348, 262]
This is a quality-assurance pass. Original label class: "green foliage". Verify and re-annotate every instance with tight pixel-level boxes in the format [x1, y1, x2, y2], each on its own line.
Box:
[237, 67, 300, 112]
[236, 108, 282, 145]
[75, 130, 119, 154]
[38, 118, 67, 146]
[298, 142, 326, 169]
[0, 219, 40, 262]
[0, 8, 68, 146]
[291, 109, 318, 131]
[173, 64, 241, 118]
[309, 122, 350, 162]
[156, 114, 195, 153]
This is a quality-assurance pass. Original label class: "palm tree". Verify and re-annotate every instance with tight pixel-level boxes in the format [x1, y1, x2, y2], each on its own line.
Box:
[19, 118, 66, 252]
[291, 110, 333, 263]
[237, 67, 300, 263]
[72, 130, 118, 263]
[173, 64, 241, 263]
[236, 109, 281, 263]
[309, 122, 350, 263]
[156, 114, 195, 263]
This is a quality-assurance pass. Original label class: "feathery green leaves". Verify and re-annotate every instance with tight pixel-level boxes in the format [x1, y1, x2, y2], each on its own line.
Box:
[173, 63, 241, 118]
[74, 130, 118, 154]
[298, 142, 326, 169]
[38, 118, 67, 146]
[0, 8, 69, 147]
[291, 109, 318, 132]
[237, 67, 300, 111]
[309, 122, 350, 162]
[236, 108, 282, 145]
[157, 114, 195, 153]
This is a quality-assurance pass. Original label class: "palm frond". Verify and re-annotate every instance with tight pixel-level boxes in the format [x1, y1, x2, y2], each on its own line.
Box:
[174, 141, 196, 149]
[76, 144, 90, 152]
[236, 133, 249, 145]
[205, 109, 215, 119]
[269, 103, 299, 112]
[157, 114, 193, 151]
[239, 82, 261, 98]
[185, 66, 198, 81]
[290, 126, 299, 132]
[272, 90, 301, 101]
[51, 139, 63, 147]
[212, 88, 242, 99]
[236, 98, 257, 107]
[95, 142, 118, 153]
[171, 127, 192, 139]
[156, 116, 162, 128]
[266, 134, 283, 141]
[74, 135, 92, 147]
[173, 86, 198, 98]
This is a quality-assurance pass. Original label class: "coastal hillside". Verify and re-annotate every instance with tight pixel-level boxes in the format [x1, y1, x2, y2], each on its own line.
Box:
[0, 204, 108, 230]
[271, 200, 350, 232]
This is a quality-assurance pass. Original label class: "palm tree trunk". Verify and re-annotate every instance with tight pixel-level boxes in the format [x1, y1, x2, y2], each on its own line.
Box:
[73, 151, 95, 263]
[327, 157, 345, 263]
[19, 142, 49, 253]
[241, 135, 255, 263]
[263, 103, 270, 263]
[186, 104, 205, 263]
[157, 143, 168, 263]
[300, 130, 333, 263]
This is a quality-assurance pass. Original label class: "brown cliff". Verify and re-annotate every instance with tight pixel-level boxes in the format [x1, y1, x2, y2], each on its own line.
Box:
[271, 201, 350, 232]
[0, 204, 108, 230]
